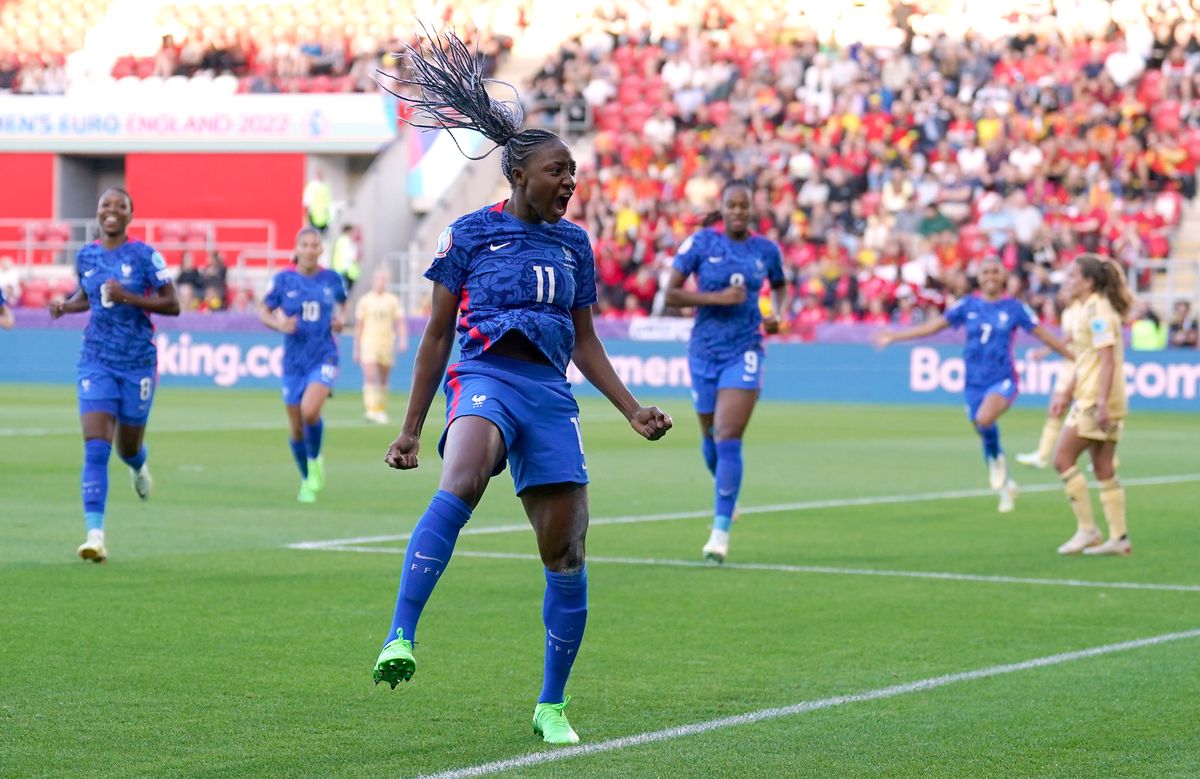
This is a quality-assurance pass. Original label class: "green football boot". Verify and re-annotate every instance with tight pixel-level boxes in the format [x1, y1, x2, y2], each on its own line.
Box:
[532, 695, 580, 745]
[306, 457, 325, 492]
[373, 629, 416, 689]
[297, 482, 316, 503]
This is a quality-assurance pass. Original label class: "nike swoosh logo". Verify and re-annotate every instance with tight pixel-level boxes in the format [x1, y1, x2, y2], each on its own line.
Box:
[489, 242, 511, 251]
[547, 630, 577, 643]
[718, 489, 736, 497]
[84, 269, 98, 277]
[707, 256, 723, 263]
[413, 551, 446, 564]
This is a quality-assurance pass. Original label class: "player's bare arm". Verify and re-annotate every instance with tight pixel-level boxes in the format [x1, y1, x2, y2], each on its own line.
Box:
[385, 283, 459, 469]
[570, 305, 672, 441]
[663, 268, 747, 308]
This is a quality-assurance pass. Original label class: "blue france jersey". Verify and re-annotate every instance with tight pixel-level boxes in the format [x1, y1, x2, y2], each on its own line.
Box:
[425, 202, 597, 375]
[263, 268, 347, 375]
[673, 228, 785, 363]
[944, 295, 1038, 389]
[76, 240, 172, 369]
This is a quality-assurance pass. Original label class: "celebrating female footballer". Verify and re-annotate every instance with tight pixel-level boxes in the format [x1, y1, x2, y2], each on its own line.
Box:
[370, 28, 672, 746]
[663, 180, 788, 564]
[49, 187, 180, 562]
[258, 228, 347, 503]
[876, 258, 1071, 512]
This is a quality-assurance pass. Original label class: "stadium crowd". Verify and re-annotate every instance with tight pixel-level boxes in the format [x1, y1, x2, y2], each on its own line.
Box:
[540, 0, 1200, 337]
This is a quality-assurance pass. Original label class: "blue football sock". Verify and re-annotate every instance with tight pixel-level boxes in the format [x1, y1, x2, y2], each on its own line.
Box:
[979, 424, 1002, 460]
[119, 445, 147, 472]
[304, 419, 324, 459]
[82, 439, 111, 531]
[386, 490, 473, 644]
[701, 434, 717, 477]
[539, 566, 588, 705]
[289, 438, 308, 479]
[714, 439, 743, 532]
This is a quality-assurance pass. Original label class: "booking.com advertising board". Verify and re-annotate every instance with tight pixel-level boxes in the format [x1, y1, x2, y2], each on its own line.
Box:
[3, 315, 1199, 412]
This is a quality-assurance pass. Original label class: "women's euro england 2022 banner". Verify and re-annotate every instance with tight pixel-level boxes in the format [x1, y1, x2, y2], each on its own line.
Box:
[3, 313, 1199, 412]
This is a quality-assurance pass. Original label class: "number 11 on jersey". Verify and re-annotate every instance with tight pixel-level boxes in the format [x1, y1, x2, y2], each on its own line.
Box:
[533, 265, 556, 304]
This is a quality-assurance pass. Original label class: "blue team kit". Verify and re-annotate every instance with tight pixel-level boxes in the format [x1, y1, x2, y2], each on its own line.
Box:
[426, 202, 597, 493]
[263, 267, 347, 404]
[74, 240, 172, 425]
[944, 294, 1038, 419]
[672, 228, 785, 413]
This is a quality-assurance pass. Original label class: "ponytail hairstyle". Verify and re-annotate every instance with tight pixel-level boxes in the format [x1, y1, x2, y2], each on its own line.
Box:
[378, 26, 560, 184]
[1076, 253, 1133, 318]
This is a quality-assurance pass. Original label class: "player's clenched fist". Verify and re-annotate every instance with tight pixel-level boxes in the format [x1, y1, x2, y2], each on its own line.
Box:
[630, 406, 672, 441]
[385, 432, 421, 469]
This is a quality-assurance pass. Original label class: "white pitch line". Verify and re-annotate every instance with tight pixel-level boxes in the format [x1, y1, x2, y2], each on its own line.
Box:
[0, 419, 375, 437]
[314, 548, 1200, 594]
[286, 473, 1200, 551]
[408, 627, 1200, 779]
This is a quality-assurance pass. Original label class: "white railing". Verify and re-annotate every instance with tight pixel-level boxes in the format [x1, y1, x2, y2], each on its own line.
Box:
[0, 218, 276, 273]
[1128, 258, 1200, 316]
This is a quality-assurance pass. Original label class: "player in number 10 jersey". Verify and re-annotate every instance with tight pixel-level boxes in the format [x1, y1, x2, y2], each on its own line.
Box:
[664, 180, 788, 565]
[259, 227, 347, 503]
[876, 258, 1071, 512]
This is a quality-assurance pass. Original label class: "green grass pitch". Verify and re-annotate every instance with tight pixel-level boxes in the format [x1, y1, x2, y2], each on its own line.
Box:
[2, 385, 1199, 778]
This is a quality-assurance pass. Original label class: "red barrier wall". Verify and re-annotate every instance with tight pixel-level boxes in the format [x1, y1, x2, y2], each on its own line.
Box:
[0, 153, 56, 220]
[125, 153, 305, 249]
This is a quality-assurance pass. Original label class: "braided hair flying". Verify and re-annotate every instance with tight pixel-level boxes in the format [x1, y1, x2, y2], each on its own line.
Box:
[378, 26, 560, 184]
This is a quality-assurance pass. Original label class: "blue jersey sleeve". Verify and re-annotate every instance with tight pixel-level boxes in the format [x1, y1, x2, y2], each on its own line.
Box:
[765, 240, 785, 286]
[334, 272, 348, 304]
[140, 244, 171, 291]
[425, 223, 470, 296]
[673, 230, 705, 278]
[263, 272, 286, 310]
[1015, 300, 1039, 331]
[0, 287, 5, 307]
[573, 238, 598, 309]
[944, 298, 969, 328]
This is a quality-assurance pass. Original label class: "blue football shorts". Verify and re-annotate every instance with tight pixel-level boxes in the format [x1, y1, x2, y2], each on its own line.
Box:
[964, 377, 1020, 422]
[688, 347, 765, 414]
[77, 361, 157, 426]
[282, 361, 337, 406]
[438, 352, 588, 494]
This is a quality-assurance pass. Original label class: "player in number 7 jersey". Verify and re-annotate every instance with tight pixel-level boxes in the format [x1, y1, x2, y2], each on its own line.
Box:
[259, 228, 347, 503]
[48, 187, 181, 562]
[876, 258, 1072, 512]
[371, 27, 672, 747]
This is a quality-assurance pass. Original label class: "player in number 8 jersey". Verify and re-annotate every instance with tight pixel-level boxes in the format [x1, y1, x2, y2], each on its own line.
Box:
[48, 187, 181, 562]
[664, 181, 788, 564]
[370, 28, 672, 746]
[876, 258, 1072, 512]
[259, 228, 347, 503]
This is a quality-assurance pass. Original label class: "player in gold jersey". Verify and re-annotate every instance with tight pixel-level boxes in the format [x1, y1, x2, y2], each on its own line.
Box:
[353, 269, 408, 424]
[1052, 255, 1134, 556]
[1017, 294, 1081, 470]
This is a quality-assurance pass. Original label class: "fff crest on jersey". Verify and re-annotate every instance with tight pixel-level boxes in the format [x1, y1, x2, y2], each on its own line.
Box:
[120, 263, 133, 279]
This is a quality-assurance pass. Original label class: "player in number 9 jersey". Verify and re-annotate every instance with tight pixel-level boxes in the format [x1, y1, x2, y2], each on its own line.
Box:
[664, 181, 788, 565]
[48, 187, 181, 563]
[370, 28, 672, 746]
[259, 227, 347, 504]
[876, 258, 1071, 513]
